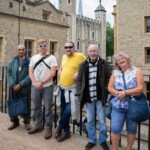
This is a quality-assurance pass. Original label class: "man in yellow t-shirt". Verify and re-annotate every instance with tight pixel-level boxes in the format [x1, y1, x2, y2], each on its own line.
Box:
[55, 41, 86, 142]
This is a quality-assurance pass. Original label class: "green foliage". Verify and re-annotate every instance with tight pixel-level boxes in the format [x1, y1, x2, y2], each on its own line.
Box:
[106, 21, 114, 57]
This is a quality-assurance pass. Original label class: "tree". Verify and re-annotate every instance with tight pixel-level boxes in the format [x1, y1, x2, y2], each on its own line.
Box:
[106, 21, 114, 57]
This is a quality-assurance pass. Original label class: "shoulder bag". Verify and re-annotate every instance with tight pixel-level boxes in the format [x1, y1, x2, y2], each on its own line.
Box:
[122, 73, 150, 123]
[6, 97, 28, 117]
[106, 95, 114, 120]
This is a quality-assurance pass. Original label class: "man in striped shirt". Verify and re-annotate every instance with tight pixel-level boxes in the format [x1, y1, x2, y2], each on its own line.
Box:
[77, 44, 111, 150]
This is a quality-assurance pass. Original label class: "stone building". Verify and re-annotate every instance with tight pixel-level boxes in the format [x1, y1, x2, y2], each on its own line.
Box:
[113, 0, 150, 80]
[0, 0, 106, 65]
[0, 0, 69, 65]
[59, 0, 106, 58]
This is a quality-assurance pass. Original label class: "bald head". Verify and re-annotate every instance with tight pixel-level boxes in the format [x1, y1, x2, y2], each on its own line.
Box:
[18, 44, 25, 50]
[17, 44, 26, 59]
[87, 44, 99, 61]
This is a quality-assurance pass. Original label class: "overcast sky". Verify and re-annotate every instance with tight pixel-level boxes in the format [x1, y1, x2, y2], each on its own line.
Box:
[49, 0, 116, 26]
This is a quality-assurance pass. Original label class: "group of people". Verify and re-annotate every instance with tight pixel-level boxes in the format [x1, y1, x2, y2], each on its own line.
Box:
[6, 39, 144, 150]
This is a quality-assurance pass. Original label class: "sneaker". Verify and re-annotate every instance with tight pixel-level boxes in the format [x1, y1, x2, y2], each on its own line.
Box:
[44, 125, 52, 139]
[28, 126, 43, 134]
[55, 128, 62, 139]
[8, 122, 19, 130]
[57, 132, 71, 142]
[100, 142, 110, 150]
[85, 142, 96, 150]
[25, 124, 31, 130]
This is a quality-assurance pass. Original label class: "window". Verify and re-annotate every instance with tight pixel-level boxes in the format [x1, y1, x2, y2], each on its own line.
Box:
[50, 41, 57, 55]
[92, 32, 95, 39]
[147, 82, 150, 92]
[77, 41, 80, 50]
[68, 0, 71, 4]
[98, 44, 100, 50]
[145, 17, 150, 32]
[76, 18, 78, 24]
[42, 10, 51, 21]
[25, 40, 33, 57]
[145, 47, 150, 63]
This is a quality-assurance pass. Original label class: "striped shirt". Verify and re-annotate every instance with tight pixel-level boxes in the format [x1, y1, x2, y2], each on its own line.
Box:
[88, 61, 98, 101]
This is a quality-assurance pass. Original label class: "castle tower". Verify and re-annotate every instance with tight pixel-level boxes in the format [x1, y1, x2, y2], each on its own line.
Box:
[77, 0, 83, 16]
[95, 0, 106, 21]
[95, 0, 106, 58]
[59, 0, 76, 15]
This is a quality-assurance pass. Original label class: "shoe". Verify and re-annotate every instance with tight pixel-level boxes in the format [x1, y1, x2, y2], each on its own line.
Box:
[28, 126, 43, 134]
[57, 132, 71, 142]
[55, 128, 62, 139]
[8, 122, 19, 130]
[100, 142, 110, 150]
[25, 124, 31, 130]
[85, 142, 96, 150]
[44, 125, 52, 139]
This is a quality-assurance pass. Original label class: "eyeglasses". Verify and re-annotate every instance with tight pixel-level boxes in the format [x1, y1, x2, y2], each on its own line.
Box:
[18, 49, 25, 51]
[64, 46, 73, 49]
[38, 44, 47, 48]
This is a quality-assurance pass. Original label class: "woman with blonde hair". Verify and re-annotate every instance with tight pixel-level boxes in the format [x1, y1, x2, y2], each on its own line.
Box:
[108, 51, 144, 150]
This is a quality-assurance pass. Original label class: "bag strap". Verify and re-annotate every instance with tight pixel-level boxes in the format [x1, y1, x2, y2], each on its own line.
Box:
[33, 54, 50, 70]
[42, 60, 51, 69]
[122, 73, 131, 100]
[122, 73, 127, 90]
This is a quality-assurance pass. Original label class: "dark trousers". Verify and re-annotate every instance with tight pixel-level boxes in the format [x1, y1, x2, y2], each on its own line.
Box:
[58, 89, 71, 133]
[9, 88, 31, 124]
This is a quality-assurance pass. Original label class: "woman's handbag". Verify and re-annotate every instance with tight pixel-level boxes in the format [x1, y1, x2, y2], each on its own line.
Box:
[106, 95, 115, 119]
[128, 93, 150, 123]
[122, 73, 150, 123]
[106, 102, 112, 120]
[6, 97, 28, 117]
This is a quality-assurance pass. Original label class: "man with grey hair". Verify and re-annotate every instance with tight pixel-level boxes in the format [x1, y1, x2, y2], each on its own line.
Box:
[77, 44, 111, 150]
[7, 44, 31, 130]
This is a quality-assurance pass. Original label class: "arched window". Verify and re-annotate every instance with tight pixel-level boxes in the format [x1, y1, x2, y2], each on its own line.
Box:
[92, 32, 95, 39]
[77, 41, 80, 50]
[98, 44, 100, 50]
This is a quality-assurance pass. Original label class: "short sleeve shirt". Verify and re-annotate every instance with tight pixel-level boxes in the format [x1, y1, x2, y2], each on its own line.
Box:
[60, 52, 86, 87]
[29, 54, 57, 87]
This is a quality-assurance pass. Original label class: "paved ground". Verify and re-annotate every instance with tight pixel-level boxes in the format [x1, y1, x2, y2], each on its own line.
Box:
[0, 112, 112, 150]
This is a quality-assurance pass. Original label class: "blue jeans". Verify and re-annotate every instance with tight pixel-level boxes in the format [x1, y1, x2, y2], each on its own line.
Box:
[86, 100, 108, 144]
[31, 85, 53, 128]
[111, 108, 137, 134]
[58, 89, 71, 133]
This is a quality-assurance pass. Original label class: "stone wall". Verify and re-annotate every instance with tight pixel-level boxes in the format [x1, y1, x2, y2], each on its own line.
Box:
[113, 0, 150, 76]
[0, 0, 69, 66]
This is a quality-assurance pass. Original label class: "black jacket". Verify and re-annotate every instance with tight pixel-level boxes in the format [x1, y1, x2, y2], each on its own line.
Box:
[77, 57, 112, 108]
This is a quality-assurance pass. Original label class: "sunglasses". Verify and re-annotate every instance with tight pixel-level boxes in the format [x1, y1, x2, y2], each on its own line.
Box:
[64, 46, 73, 49]
[18, 49, 25, 51]
[38, 44, 47, 48]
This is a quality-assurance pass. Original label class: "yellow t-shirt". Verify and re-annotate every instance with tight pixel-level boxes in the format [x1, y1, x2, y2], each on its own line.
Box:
[60, 52, 86, 87]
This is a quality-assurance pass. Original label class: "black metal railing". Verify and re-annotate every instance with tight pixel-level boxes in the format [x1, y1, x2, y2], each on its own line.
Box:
[0, 66, 150, 150]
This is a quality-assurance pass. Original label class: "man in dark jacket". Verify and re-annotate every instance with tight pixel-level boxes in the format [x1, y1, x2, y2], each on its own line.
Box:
[7, 44, 31, 130]
[77, 44, 111, 150]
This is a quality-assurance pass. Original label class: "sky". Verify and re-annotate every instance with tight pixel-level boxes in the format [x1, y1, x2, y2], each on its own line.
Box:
[49, 0, 116, 26]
